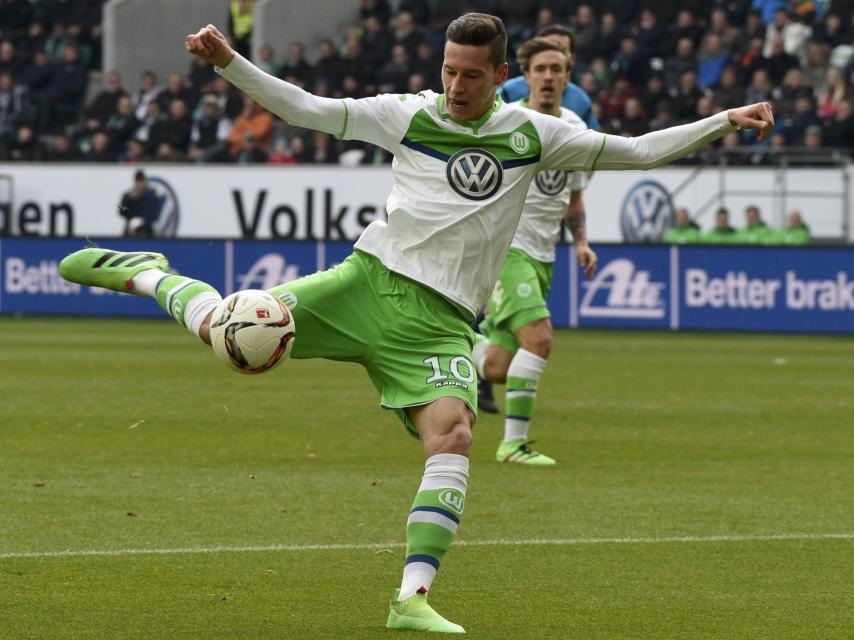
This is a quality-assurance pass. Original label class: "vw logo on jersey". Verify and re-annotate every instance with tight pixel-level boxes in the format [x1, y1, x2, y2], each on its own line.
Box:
[620, 180, 674, 242]
[534, 170, 567, 196]
[147, 177, 180, 237]
[446, 148, 503, 201]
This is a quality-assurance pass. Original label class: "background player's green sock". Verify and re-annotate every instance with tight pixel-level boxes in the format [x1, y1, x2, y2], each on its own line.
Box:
[399, 454, 468, 600]
[134, 269, 222, 338]
[504, 348, 547, 442]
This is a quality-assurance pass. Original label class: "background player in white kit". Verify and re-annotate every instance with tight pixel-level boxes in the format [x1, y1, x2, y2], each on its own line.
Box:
[60, 13, 774, 634]
[473, 37, 596, 466]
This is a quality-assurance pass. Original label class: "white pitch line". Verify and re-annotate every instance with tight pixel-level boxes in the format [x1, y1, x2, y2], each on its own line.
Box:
[0, 532, 852, 561]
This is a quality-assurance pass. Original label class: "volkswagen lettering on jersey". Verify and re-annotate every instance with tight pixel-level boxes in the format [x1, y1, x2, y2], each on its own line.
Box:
[446, 148, 503, 201]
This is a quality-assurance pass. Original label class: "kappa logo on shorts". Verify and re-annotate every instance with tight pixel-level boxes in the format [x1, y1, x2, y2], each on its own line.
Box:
[438, 489, 465, 515]
[510, 131, 531, 154]
[535, 170, 568, 196]
[516, 282, 533, 297]
[277, 291, 298, 311]
[446, 148, 503, 201]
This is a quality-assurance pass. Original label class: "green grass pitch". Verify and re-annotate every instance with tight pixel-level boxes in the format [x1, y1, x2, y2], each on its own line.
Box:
[1, 317, 852, 639]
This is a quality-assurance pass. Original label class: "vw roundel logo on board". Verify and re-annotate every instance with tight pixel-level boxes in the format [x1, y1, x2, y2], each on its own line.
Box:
[620, 179, 674, 242]
[534, 169, 567, 196]
[446, 148, 503, 201]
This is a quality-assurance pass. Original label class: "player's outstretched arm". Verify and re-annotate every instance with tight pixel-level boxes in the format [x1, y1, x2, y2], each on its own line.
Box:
[185, 24, 346, 136]
[594, 102, 774, 171]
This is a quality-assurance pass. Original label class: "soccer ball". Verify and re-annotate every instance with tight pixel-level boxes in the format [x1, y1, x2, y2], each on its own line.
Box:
[208, 289, 295, 374]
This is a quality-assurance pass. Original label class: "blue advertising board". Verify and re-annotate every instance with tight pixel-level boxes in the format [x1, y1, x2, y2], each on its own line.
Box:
[1, 238, 853, 334]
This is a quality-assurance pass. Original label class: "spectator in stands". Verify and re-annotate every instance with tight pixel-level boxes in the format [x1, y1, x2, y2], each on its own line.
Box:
[210, 76, 243, 120]
[595, 12, 621, 60]
[812, 12, 849, 49]
[746, 68, 774, 104]
[189, 94, 232, 162]
[407, 72, 425, 95]
[665, 37, 697, 88]
[601, 77, 636, 123]
[667, 10, 703, 50]
[44, 22, 71, 64]
[671, 69, 706, 123]
[0, 71, 28, 143]
[0, 40, 23, 76]
[752, 0, 787, 25]
[780, 209, 811, 244]
[310, 131, 339, 164]
[45, 133, 81, 162]
[697, 33, 731, 88]
[360, 0, 392, 25]
[803, 124, 824, 151]
[411, 42, 440, 92]
[266, 138, 297, 165]
[377, 44, 411, 93]
[764, 9, 812, 60]
[120, 170, 160, 237]
[133, 71, 160, 120]
[278, 41, 312, 87]
[803, 42, 830, 88]
[19, 49, 52, 96]
[664, 208, 702, 243]
[135, 100, 168, 154]
[341, 39, 372, 95]
[736, 204, 773, 243]
[703, 207, 738, 243]
[618, 97, 648, 136]
[611, 36, 646, 87]
[228, 0, 254, 59]
[187, 55, 217, 95]
[823, 98, 853, 153]
[775, 68, 812, 115]
[157, 73, 198, 115]
[7, 123, 42, 161]
[361, 15, 392, 70]
[105, 95, 139, 154]
[158, 98, 193, 156]
[39, 44, 87, 132]
[634, 9, 665, 59]
[816, 67, 848, 118]
[709, 8, 742, 53]
[641, 73, 670, 116]
[713, 66, 746, 109]
[739, 36, 767, 79]
[122, 137, 148, 163]
[313, 38, 344, 93]
[83, 130, 115, 162]
[783, 94, 820, 144]
[82, 70, 127, 133]
[391, 11, 423, 56]
[235, 131, 267, 164]
[228, 96, 273, 160]
[256, 43, 278, 76]
[572, 5, 598, 64]
[765, 35, 801, 85]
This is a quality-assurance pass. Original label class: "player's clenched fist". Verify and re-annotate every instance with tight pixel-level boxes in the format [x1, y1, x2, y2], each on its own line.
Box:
[185, 24, 235, 69]
[728, 102, 775, 141]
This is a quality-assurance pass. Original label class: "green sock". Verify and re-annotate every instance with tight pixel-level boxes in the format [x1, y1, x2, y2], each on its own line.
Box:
[504, 348, 547, 442]
[399, 454, 468, 600]
[153, 275, 221, 335]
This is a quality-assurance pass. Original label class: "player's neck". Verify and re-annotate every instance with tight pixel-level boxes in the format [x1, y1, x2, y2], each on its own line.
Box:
[525, 98, 561, 117]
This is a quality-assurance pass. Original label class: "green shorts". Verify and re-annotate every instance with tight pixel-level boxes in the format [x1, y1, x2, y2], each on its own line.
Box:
[267, 250, 477, 436]
[482, 248, 553, 353]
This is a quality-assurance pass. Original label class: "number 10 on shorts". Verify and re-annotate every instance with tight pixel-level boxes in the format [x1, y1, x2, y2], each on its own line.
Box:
[423, 355, 476, 388]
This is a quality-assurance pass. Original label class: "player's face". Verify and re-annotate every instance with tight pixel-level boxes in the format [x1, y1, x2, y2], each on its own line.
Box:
[523, 50, 569, 113]
[442, 41, 508, 121]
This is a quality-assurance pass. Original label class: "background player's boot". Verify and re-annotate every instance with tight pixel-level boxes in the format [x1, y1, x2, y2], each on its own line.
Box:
[477, 377, 499, 414]
[386, 589, 465, 633]
[496, 439, 556, 466]
[59, 248, 170, 294]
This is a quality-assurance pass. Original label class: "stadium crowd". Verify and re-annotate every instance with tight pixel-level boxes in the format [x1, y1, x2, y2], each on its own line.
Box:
[0, 0, 852, 165]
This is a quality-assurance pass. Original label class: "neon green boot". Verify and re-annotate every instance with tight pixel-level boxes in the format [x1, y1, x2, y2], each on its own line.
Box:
[59, 248, 170, 294]
[496, 439, 556, 465]
[386, 589, 465, 633]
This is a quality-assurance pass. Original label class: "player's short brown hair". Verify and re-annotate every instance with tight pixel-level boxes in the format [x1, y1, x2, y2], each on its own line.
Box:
[516, 37, 572, 73]
[445, 12, 507, 68]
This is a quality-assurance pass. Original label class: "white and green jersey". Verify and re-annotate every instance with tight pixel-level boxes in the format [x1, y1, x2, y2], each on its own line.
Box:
[219, 54, 736, 318]
[340, 91, 602, 316]
[510, 102, 587, 263]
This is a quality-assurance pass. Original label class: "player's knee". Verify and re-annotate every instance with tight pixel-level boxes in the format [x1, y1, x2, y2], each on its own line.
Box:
[519, 324, 552, 358]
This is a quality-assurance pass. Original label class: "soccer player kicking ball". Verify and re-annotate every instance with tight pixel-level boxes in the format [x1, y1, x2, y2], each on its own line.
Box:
[472, 37, 596, 467]
[59, 14, 773, 634]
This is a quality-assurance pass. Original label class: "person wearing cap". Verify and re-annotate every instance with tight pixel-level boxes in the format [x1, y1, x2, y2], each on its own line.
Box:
[119, 170, 162, 237]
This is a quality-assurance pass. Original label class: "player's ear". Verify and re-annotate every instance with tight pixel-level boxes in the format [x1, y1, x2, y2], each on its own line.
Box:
[495, 62, 509, 86]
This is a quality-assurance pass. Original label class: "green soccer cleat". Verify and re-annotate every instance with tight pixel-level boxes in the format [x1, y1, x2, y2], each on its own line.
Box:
[496, 439, 556, 465]
[59, 248, 170, 295]
[386, 589, 465, 634]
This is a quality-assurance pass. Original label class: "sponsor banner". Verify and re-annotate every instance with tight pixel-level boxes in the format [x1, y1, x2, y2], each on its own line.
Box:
[1, 164, 850, 241]
[572, 245, 671, 329]
[678, 246, 854, 333]
[2, 238, 853, 334]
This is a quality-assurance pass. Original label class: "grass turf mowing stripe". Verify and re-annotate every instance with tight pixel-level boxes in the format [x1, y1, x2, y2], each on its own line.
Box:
[2, 532, 851, 560]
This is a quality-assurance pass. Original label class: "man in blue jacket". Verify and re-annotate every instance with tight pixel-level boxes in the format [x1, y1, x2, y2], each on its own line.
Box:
[498, 25, 600, 131]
